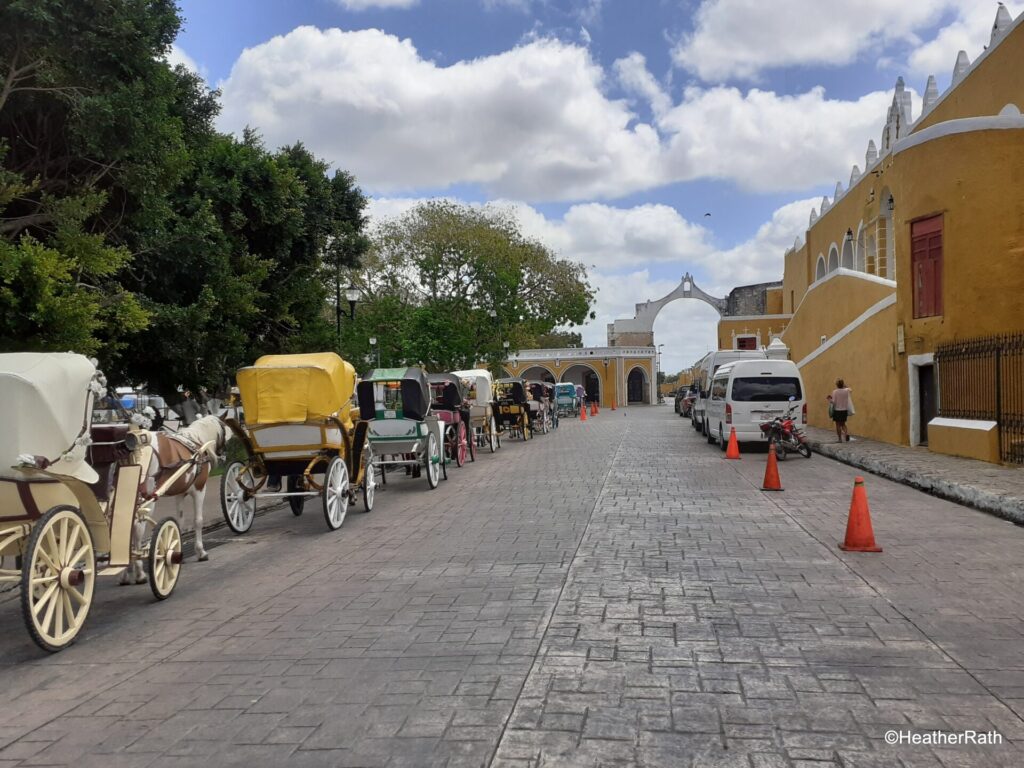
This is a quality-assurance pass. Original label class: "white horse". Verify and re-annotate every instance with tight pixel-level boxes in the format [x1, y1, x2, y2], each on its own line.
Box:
[121, 415, 229, 583]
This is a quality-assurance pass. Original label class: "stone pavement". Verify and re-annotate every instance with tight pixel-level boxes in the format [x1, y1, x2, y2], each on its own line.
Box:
[1, 406, 1023, 766]
[802, 425, 1024, 524]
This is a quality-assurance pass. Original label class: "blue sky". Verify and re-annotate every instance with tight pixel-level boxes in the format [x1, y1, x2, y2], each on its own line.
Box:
[172, 0, 1017, 373]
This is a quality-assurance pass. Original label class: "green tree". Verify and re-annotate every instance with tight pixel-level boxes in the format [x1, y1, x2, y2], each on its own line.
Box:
[529, 330, 583, 348]
[344, 201, 594, 373]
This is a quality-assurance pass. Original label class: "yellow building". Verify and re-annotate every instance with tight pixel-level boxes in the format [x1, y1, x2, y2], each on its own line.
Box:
[502, 346, 656, 407]
[725, 6, 1024, 464]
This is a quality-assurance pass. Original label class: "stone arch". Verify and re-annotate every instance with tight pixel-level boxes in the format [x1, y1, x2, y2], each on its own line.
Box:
[855, 222, 866, 272]
[560, 363, 601, 403]
[607, 272, 726, 346]
[815, 254, 827, 281]
[520, 365, 556, 383]
[626, 366, 650, 404]
[500, 367, 515, 378]
[841, 233, 854, 269]
[827, 244, 839, 272]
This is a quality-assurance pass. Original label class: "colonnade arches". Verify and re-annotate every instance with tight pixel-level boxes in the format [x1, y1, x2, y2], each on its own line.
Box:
[626, 365, 650, 404]
[520, 365, 556, 383]
[559, 363, 601, 403]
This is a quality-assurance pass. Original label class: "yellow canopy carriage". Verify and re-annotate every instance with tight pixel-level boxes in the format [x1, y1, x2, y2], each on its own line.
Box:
[222, 353, 374, 534]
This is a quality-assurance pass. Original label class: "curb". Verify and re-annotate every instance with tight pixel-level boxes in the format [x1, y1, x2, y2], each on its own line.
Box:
[805, 438, 1024, 525]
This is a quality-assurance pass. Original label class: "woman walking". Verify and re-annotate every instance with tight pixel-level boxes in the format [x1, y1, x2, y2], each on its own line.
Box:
[828, 379, 853, 442]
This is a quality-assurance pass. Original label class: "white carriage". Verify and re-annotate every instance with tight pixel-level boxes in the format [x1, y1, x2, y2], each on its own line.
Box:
[0, 354, 198, 651]
[452, 369, 501, 453]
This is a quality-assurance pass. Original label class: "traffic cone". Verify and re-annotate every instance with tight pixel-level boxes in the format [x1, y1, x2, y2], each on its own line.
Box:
[839, 477, 882, 552]
[611, 401, 616, 411]
[761, 442, 782, 491]
[580, 403, 587, 421]
[590, 402, 596, 417]
[725, 427, 741, 459]
[594, 402, 599, 415]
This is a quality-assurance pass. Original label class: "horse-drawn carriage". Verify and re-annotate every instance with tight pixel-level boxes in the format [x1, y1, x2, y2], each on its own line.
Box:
[526, 381, 555, 435]
[220, 353, 375, 535]
[453, 369, 500, 453]
[357, 368, 446, 488]
[554, 382, 579, 418]
[428, 373, 475, 467]
[494, 377, 532, 441]
[0, 353, 202, 651]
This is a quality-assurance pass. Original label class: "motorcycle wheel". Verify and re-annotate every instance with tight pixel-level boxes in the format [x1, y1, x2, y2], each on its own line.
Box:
[798, 443, 812, 459]
[775, 441, 786, 461]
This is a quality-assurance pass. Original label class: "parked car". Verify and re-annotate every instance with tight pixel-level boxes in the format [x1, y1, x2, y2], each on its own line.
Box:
[703, 359, 806, 450]
[691, 349, 769, 436]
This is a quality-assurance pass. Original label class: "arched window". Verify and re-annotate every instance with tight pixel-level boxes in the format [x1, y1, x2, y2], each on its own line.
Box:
[840, 234, 854, 269]
[815, 255, 827, 280]
[827, 245, 839, 272]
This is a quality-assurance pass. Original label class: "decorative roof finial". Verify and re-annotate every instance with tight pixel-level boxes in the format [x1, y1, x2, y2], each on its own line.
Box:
[849, 165, 861, 187]
[820, 195, 831, 213]
[952, 50, 970, 85]
[992, 3, 1012, 44]
[809, 208, 818, 226]
[922, 75, 939, 110]
[834, 181, 844, 200]
[866, 140, 878, 167]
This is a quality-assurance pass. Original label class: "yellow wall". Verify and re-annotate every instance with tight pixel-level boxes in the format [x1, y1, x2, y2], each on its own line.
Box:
[783, 244, 811, 313]
[716, 318, 791, 350]
[928, 422, 1000, 463]
[797, 303, 903, 444]
[913, 23, 1024, 132]
[765, 287, 783, 314]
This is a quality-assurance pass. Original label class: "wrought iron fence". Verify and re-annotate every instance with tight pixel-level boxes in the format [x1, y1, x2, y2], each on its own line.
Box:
[935, 333, 1024, 464]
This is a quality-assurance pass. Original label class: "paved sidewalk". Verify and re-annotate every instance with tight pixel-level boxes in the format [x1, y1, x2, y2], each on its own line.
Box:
[803, 425, 1024, 524]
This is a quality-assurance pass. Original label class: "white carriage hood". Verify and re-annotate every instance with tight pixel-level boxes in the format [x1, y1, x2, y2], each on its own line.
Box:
[0, 353, 99, 483]
[452, 369, 493, 404]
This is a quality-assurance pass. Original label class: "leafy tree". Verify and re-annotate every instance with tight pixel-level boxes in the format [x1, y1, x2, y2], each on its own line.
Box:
[529, 330, 583, 348]
[343, 201, 594, 372]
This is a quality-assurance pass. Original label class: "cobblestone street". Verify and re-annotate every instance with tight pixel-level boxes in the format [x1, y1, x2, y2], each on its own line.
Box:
[2, 406, 1024, 767]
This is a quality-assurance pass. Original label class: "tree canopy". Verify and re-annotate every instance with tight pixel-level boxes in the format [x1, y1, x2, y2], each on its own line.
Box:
[342, 201, 594, 373]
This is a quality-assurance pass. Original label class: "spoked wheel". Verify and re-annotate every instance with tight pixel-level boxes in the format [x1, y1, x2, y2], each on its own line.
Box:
[221, 461, 256, 534]
[362, 461, 376, 512]
[322, 456, 350, 530]
[455, 423, 467, 467]
[425, 433, 441, 489]
[467, 424, 476, 462]
[489, 417, 498, 452]
[147, 517, 183, 601]
[21, 506, 95, 652]
[287, 475, 305, 516]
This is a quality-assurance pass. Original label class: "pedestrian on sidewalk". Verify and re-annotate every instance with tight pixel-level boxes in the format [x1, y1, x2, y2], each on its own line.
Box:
[827, 379, 853, 443]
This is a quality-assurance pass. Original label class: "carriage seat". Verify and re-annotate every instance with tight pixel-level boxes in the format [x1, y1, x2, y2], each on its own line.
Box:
[88, 424, 131, 501]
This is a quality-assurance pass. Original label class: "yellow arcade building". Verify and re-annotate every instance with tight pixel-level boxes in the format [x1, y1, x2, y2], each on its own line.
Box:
[501, 346, 657, 408]
[712, 5, 1024, 464]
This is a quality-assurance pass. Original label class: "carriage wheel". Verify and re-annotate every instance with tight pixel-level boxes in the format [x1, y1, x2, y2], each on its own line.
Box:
[523, 414, 532, 440]
[426, 433, 440, 489]
[444, 424, 457, 464]
[455, 423, 467, 467]
[148, 517, 183, 601]
[322, 456, 350, 531]
[221, 461, 256, 534]
[362, 461, 376, 512]
[467, 424, 476, 462]
[489, 417, 498, 453]
[21, 506, 95, 652]
[287, 475, 305, 516]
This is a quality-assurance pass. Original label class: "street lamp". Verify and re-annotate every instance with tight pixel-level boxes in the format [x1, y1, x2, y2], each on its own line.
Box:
[345, 284, 359, 319]
[657, 344, 665, 403]
[602, 357, 609, 408]
[369, 336, 380, 369]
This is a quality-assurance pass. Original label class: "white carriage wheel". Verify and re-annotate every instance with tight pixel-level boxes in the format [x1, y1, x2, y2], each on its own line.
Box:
[323, 456, 350, 530]
[220, 461, 255, 534]
[488, 417, 497, 453]
[363, 460, 376, 513]
[426, 433, 440, 489]
[20, 506, 95, 652]
[148, 517, 183, 601]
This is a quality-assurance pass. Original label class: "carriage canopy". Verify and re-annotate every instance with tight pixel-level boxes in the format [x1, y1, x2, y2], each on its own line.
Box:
[428, 373, 466, 410]
[452, 369, 493, 405]
[554, 383, 577, 398]
[236, 353, 356, 425]
[357, 367, 431, 422]
[495, 377, 528, 405]
[0, 353, 99, 482]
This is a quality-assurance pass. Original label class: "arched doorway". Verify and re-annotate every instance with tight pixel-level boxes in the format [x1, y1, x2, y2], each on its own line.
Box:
[520, 365, 555, 383]
[627, 366, 649, 404]
[560, 364, 601, 403]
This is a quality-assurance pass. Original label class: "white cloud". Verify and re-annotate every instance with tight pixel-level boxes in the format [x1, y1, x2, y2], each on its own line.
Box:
[365, 195, 815, 372]
[219, 27, 899, 201]
[672, 0, 985, 82]
[333, 0, 419, 10]
[908, 2, 1024, 82]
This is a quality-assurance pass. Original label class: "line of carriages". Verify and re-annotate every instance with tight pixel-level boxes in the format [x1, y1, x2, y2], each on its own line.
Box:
[0, 351, 585, 652]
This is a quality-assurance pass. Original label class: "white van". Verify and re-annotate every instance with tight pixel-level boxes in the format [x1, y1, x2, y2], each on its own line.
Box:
[704, 359, 806, 449]
[691, 349, 768, 436]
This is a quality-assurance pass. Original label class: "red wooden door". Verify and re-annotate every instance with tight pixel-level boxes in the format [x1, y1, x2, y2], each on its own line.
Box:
[911, 215, 943, 318]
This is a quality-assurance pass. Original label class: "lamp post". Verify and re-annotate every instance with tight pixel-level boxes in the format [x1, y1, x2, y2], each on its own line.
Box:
[602, 357, 609, 408]
[657, 344, 665, 404]
[369, 336, 379, 369]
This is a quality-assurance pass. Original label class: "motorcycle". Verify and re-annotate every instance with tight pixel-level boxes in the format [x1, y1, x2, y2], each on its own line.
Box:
[758, 397, 812, 460]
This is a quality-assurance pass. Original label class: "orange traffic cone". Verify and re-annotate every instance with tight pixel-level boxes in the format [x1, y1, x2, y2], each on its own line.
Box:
[580, 403, 587, 421]
[611, 401, 616, 411]
[839, 476, 882, 552]
[590, 402, 596, 417]
[724, 427, 741, 459]
[762, 442, 783, 491]
[594, 402, 599, 415]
